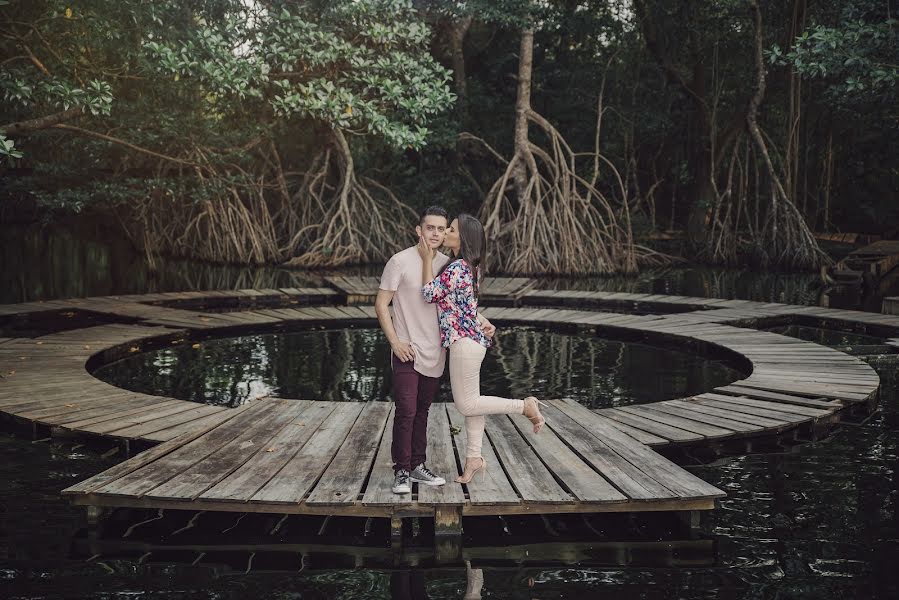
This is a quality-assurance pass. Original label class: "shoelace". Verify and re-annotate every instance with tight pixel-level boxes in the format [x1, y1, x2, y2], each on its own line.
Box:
[418, 465, 437, 479]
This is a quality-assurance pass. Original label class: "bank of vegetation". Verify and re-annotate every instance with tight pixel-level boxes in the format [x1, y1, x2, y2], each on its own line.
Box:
[1, 0, 896, 274]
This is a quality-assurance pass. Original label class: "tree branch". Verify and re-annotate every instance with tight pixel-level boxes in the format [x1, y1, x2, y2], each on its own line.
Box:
[49, 124, 200, 167]
[1, 106, 84, 136]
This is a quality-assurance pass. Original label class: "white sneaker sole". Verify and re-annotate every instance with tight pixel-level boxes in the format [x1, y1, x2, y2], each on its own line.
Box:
[410, 477, 445, 486]
[392, 486, 411, 494]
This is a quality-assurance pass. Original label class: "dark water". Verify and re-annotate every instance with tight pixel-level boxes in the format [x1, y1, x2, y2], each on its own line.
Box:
[2, 361, 896, 598]
[93, 327, 743, 409]
[2, 222, 898, 598]
[4, 222, 898, 311]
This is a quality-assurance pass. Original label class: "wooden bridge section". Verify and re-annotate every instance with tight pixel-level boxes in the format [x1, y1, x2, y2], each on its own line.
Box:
[1, 278, 895, 542]
[838, 239, 899, 278]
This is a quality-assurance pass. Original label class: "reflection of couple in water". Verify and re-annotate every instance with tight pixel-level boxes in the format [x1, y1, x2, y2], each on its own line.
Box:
[375, 206, 547, 493]
[391, 561, 484, 600]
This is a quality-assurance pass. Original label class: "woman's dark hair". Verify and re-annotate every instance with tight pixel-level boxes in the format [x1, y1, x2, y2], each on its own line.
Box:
[439, 213, 487, 298]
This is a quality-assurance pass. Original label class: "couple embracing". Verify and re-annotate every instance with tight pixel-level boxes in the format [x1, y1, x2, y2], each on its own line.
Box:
[375, 206, 546, 495]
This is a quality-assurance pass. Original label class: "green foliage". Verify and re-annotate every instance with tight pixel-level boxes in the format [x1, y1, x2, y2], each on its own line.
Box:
[143, 0, 455, 149]
[769, 7, 898, 106]
[0, 134, 23, 162]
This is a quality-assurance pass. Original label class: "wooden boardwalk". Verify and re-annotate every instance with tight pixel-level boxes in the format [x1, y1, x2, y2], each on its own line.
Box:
[1, 280, 895, 540]
[326, 275, 536, 305]
[885, 297, 899, 316]
[61, 398, 723, 526]
[838, 239, 899, 278]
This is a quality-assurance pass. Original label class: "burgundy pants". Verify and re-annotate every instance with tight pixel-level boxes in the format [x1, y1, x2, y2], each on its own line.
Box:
[391, 355, 441, 473]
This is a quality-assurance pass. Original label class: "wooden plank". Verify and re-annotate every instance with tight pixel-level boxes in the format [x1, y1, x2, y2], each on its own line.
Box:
[110, 404, 229, 439]
[616, 405, 736, 438]
[82, 401, 202, 435]
[62, 403, 259, 495]
[361, 407, 412, 506]
[507, 412, 627, 503]
[144, 409, 243, 442]
[715, 385, 842, 409]
[201, 402, 336, 502]
[306, 401, 391, 505]
[417, 403, 466, 506]
[92, 400, 278, 497]
[692, 396, 814, 423]
[698, 393, 833, 418]
[664, 399, 787, 429]
[731, 379, 872, 402]
[599, 408, 703, 443]
[586, 412, 669, 447]
[539, 404, 674, 500]
[485, 414, 571, 504]
[251, 403, 364, 504]
[144, 400, 310, 500]
[61, 399, 189, 431]
[642, 402, 761, 433]
[548, 400, 723, 499]
[446, 404, 519, 506]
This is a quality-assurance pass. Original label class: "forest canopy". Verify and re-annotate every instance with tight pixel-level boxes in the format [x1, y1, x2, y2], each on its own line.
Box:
[1, 0, 897, 273]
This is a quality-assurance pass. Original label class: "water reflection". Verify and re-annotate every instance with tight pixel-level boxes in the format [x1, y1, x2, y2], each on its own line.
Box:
[1, 360, 896, 597]
[93, 326, 743, 408]
[5, 222, 898, 312]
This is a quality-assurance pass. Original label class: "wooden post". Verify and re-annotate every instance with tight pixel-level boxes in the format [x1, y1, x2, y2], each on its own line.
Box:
[390, 516, 403, 551]
[433, 507, 462, 564]
[434, 506, 462, 537]
[86, 505, 104, 528]
[677, 510, 700, 538]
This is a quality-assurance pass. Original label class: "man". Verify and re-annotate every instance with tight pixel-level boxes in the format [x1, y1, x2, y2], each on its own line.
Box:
[376, 205, 495, 494]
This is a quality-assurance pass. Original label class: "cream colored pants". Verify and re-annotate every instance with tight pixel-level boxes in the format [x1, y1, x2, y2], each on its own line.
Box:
[449, 337, 525, 458]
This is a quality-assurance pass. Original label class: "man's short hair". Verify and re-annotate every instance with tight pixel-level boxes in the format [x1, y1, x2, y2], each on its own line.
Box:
[420, 205, 448, 224]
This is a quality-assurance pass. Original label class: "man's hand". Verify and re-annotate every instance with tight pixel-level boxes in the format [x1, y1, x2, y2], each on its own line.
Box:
[391, 341, 415, 362]
[479, 316, 496, 338]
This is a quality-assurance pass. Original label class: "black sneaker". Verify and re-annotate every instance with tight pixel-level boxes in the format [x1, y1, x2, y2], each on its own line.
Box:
[392, 469, 411, 494]
[410, 463, 446, 486]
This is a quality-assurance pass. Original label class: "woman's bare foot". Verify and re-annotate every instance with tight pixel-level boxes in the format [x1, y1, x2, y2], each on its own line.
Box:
[523, 397, 545, 433]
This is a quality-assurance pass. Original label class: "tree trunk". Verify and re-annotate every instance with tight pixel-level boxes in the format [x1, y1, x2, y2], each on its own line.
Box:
[511, 28, 534, 202]
[447, 16, 473, 122]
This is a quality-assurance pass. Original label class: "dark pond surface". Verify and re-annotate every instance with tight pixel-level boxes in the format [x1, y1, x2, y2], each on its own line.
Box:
[3, 360, 896, 599]
[2, 221, 898, 598]
[93, 327, 743, 409]
[4, 222, 899, 311]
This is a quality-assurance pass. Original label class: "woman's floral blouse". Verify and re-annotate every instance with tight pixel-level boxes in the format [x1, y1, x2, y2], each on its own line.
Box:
[421, 259, 491, 349]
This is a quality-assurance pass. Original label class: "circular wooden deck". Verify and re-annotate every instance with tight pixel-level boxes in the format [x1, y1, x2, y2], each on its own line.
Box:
[0, 279, 892, 531]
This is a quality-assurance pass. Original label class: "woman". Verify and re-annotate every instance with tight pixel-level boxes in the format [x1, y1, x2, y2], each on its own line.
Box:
[418, 213, 545, 484]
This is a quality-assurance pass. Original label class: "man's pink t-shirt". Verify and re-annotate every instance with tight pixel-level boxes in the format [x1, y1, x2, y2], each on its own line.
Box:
[380, 246, 450, 378]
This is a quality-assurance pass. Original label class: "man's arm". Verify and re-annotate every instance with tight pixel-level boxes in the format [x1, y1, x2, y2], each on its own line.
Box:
[375, 288, 415, 362]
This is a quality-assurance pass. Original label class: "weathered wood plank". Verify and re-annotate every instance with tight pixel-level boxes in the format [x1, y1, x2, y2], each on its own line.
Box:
[92, 400, 277, 497]
[549, 400, 723, 499]
[507, 412, 627, 503]
[485, 414, 571, 504]
[306, 401, 391, 505]
[63, 403, 259, 495]
[361, 407, 411, 507]
[201, 401, 336, 502]
[447, 404, 519, 506]
[251, 403, 363, 504]
[417, 403, 466, 506]
[144, 400, 309, 500]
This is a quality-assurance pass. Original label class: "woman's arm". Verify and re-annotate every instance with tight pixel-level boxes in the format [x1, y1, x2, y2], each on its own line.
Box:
[417, 235, 435, 286]
[422, 261, 458, 304]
